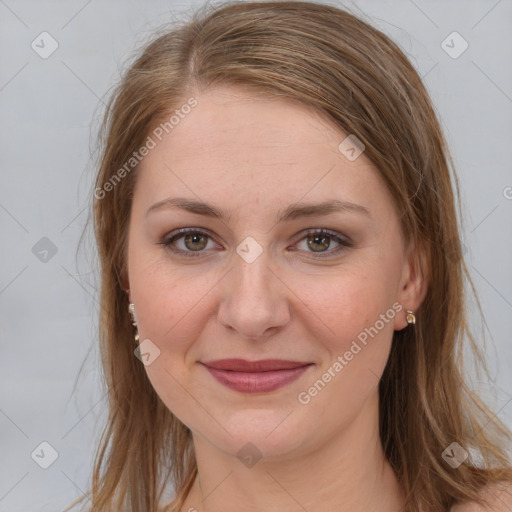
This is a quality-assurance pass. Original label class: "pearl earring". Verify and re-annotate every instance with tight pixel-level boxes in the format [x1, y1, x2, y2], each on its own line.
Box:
[128, 302, 139, 343]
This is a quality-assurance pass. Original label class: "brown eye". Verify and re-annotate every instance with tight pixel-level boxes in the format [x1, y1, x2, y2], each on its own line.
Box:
[161, 229, 217, 257]
[182, 232, 208, 251]
[306, 233, 332, 252]
[160, 227, 352, 259]
[294, 229, 353, 258]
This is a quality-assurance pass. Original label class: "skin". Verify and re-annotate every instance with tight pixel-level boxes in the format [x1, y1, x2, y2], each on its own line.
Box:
[123, 84, 430, 511]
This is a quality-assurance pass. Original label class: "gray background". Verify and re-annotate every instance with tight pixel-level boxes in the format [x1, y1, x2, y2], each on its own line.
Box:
[1, 0, 511, 510]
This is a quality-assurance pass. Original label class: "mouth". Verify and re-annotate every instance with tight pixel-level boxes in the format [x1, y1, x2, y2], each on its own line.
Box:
[199, 358, 314, 393]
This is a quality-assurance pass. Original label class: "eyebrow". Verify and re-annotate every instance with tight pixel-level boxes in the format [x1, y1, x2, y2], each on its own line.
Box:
[145, 197, 372, 222]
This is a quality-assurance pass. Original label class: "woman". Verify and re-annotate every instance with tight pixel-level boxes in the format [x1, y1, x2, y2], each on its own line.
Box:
[66, 1, 512, 511]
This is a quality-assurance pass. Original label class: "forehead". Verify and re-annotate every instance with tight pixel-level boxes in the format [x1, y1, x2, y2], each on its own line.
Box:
[133, 85, 394, 222]
[155, 85, 350, 164]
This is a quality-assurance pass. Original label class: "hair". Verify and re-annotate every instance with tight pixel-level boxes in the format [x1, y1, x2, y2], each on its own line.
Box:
[65, 1, 512, 511]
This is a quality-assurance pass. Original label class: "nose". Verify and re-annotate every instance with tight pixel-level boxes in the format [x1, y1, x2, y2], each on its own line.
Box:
[216, 251, 291, 340]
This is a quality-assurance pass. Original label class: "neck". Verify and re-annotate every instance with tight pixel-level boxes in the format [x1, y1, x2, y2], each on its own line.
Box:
[179, 391, 404, 512]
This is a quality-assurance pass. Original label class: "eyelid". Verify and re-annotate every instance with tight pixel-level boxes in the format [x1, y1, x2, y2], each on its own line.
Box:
[289, 228, 353, 258]
[161, 227, 220, 257]
[160, 227, 353, 258]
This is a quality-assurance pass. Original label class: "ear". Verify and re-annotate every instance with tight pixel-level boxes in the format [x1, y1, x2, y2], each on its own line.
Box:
[394, 237, 429, 331]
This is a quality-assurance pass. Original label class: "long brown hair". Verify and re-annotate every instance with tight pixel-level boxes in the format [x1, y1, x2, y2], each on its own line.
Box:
[65, 1, 512, 510]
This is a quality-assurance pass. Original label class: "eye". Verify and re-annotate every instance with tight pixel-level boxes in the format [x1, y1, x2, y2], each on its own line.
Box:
[292, 228, 353, 258]
[159, 227, 353, 259]
[159, 228, 218, 257]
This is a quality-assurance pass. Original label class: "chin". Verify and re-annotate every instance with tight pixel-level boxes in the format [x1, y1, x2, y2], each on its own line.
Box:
[195, 408, 314, 461]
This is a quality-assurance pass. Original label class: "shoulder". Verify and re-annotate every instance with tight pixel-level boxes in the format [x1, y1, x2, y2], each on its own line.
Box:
[451, 482, 512, 512]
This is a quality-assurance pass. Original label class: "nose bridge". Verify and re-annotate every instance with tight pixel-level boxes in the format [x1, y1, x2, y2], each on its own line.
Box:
[232, 233, 276, 300]
[217, 246, 290, 338]
[234, 251, 274, 301]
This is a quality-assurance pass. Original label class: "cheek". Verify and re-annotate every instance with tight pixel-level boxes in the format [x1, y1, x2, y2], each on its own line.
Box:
[128, 247, 218, 345]
[296, 270, 397, 421]
[297, 262, 397, 351]
[293, 260, 400, 415]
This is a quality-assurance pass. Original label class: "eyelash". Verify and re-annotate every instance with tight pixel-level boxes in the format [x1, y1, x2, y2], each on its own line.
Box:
[158, 227, 353, 259]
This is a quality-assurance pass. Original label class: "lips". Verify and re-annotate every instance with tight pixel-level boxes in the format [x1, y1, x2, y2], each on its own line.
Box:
[200, 358, 313, 393]
[202, 358, 310, 372]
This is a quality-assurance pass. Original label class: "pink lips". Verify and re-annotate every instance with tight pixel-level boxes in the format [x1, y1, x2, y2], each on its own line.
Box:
[200, 358, 313, 393]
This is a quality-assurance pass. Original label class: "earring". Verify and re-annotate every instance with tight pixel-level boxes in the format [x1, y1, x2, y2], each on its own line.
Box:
[128, 302, 140, 343]
[406, 310, 416, 325]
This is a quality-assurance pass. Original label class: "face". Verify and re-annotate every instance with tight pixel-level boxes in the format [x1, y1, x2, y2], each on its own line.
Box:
[125, 84, 422, 460]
